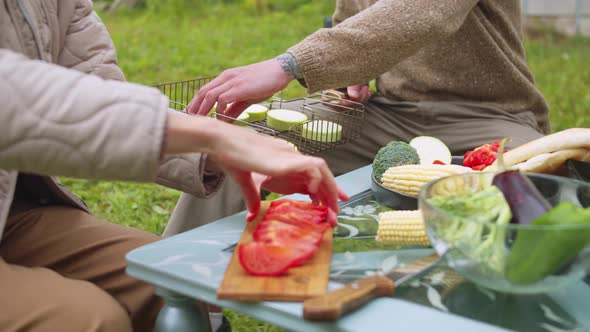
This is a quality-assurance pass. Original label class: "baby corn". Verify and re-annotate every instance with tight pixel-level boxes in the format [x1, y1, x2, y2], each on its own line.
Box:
[376, 210, 430, 247]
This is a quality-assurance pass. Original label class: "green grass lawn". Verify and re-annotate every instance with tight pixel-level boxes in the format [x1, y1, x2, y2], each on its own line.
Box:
[61, 3, 589, 331]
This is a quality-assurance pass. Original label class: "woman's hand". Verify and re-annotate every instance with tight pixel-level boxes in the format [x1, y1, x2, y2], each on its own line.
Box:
[209, 130, 349, 224]
[252, 173, 346, 226]
[164, 112, 349, 224]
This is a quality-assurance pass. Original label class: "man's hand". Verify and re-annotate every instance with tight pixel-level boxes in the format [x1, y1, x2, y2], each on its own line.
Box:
[322, 84, 371, 108]
[346, 84, 371, 104]
[187, 59, 294, 120]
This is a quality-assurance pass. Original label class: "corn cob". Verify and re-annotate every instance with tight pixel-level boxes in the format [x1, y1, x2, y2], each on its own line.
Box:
[381, 164, 473, 197]
[376, 210, 430, 246]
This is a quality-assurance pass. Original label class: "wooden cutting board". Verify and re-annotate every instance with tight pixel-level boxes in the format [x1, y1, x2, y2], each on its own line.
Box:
[217, 201, 333, 302]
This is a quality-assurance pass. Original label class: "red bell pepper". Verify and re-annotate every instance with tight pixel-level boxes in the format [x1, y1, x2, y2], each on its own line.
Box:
[463, 140, 507, 171]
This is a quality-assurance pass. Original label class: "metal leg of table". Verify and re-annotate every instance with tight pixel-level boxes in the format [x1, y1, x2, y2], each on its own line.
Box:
[155, 288, 210, 332]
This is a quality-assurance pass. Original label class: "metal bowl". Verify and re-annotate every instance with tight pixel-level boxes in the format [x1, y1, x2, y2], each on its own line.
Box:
[371, 156, 464, 209]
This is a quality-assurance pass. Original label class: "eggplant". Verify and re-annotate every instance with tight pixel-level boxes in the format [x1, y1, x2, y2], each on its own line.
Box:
[567, 159, 590, 183]
[492, 170, 551, 225]
[579, 186, 590, 208]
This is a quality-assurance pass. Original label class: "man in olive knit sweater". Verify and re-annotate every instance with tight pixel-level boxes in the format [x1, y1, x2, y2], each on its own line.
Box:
[164, 0, 548, 234]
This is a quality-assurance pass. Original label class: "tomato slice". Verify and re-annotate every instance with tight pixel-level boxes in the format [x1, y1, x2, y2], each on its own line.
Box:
[269, 200, 327, 215]
[238, 242, 316, 276]
[270, 199, 327, 211]
[263, 212, 330, 234]
[288, 245, 319, 267]
[238, 199, 331, 276]
[463, 140, 507, 170]
[254, 219, 324, 247]
[267, 206, 327, 224]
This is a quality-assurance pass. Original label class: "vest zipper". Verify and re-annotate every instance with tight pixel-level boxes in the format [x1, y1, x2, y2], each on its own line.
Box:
[16, 0, 45, 60]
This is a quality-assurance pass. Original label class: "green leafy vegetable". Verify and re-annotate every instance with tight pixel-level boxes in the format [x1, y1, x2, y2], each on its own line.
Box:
[427, 185, 512, 274]
[506, 202, 590, 284]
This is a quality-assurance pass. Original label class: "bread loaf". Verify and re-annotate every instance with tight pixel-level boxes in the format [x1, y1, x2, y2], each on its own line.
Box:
[512, 148, 590, 173]
[491, 128, 590, 167]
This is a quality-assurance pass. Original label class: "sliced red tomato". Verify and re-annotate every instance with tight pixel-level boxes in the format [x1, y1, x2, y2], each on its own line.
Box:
[238, 199, 332, 276]
[270, 199, 327, 211]
[253, 219, 323, 247]
[272, 201, 327, 214]
[238, 242, 316, 276]
[288, 245, 319, 267]
[463, 140, 506, 170]
[433, 159, 446, 165]
[267, 205, 327, 224]
[264, 212, 330, 234]
[269, 199, 327, 215]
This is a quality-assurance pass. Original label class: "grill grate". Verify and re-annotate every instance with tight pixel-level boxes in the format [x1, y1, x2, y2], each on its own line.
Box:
[154, 77, 365, 155]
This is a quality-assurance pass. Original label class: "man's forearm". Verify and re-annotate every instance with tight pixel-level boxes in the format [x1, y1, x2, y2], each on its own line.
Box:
[275, 52, 305, 85]
[286, 0, 479, 93]
[275, 52, 303, 79]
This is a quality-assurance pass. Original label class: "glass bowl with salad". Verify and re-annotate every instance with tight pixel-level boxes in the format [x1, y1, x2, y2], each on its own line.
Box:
[419, 170, 590, 294]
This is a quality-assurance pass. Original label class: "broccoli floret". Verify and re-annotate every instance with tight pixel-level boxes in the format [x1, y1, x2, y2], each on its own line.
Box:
[372, 141, 420, 182]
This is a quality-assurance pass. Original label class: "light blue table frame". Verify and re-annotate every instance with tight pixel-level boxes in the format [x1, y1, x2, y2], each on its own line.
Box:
[126, 165, 590, 332]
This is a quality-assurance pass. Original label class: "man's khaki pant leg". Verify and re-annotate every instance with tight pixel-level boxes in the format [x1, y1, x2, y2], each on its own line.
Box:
[416, 101, 544, 153]
[314, 100, 423, 175]
[316, 99, 544, 174]
[0, 206, 163, 332]
[164, 176, 246, 236]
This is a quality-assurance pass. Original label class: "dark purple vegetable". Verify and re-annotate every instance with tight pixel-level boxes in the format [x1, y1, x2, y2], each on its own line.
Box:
[492, 170, 551, 225]
[567, 159, 590, 183]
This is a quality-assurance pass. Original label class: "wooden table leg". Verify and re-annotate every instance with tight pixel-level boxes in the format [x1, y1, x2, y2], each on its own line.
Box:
[155, 288, 210, 332]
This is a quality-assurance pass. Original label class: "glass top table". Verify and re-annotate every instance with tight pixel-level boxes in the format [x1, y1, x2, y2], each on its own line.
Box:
[126, 165, 590, 332]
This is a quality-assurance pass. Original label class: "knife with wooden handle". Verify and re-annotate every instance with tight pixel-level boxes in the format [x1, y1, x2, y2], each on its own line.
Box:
[303, 253, 441, 321]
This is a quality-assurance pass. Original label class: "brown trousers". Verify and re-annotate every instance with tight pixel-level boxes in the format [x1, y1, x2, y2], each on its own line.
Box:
[0, 206, 163, 332]
[163, 98, 545, 235]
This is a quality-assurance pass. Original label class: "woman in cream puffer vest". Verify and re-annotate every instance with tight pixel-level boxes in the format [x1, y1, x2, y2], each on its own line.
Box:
[0, 0, 224, 243]
[0, 1, 344, 331]
[0, 1, 224, 330]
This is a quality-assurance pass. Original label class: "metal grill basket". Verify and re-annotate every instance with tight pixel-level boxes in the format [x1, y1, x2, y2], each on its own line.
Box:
[154, 77, 365, 155]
